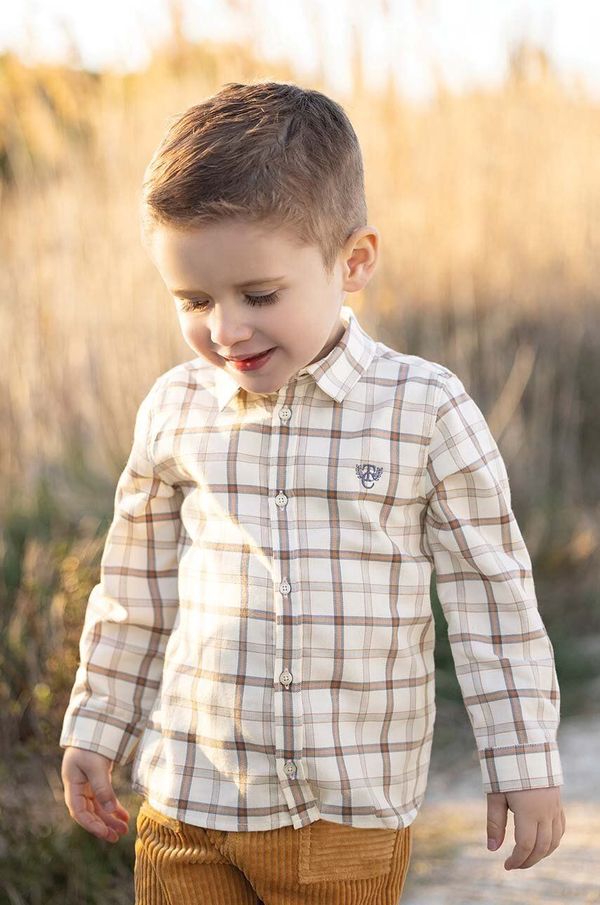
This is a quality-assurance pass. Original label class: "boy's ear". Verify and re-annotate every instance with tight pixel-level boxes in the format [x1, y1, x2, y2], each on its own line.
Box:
[342, 227, 379, 291]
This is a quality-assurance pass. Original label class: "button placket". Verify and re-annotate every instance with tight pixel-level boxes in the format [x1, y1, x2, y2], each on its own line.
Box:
[271, 396, 317, 825]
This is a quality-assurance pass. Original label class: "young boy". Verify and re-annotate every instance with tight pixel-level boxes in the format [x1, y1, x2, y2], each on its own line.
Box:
[60, 80, 565, 904]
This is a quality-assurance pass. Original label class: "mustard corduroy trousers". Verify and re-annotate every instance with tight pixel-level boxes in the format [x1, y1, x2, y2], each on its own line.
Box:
[134, 800, 414, 905]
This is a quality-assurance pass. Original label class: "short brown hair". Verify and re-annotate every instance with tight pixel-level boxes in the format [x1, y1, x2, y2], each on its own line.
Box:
[140, 80, 367, 276]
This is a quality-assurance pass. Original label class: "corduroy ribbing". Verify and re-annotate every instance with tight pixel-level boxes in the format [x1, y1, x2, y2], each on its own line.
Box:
[134, 802, 413, 905]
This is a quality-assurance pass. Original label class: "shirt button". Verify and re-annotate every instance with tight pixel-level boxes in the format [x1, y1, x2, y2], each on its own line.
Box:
[275, 491, 288, 508]
[279, 669, 293, 687]
[279, 406, 292, 422]
[279, 579, 291, 596]
[283, 760, 297, 778]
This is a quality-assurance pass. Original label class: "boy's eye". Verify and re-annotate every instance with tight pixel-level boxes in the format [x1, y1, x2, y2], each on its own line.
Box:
[179, 290, 280, 313]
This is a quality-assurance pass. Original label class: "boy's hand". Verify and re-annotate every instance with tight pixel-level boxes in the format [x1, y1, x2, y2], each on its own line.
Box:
[486, 787, 566, 870]
[61, 746, 130, 843]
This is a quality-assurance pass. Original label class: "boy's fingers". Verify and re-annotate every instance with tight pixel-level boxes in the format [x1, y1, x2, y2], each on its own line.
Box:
[512, 820, 553, 869]
[69, 788, 117, 840]
[74, 790, 128, 838]
[486, 792, 508, 850]
[63, 771, 127, 841]
[549, 813, 564, 855]
[85, 771, 119, 814]
[504, 818, 538, 870]
[92, 798, 130, 835]
[90, 790, 130, 820]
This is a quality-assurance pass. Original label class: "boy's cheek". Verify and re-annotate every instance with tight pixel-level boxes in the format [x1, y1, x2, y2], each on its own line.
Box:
[180, 324, 208, 357]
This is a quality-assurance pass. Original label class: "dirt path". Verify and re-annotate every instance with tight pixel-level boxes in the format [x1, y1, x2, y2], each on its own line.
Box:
[401, 713, 600, 904]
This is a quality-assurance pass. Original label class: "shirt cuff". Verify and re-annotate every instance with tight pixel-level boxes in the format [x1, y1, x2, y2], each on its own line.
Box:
[479, 742, 564, 793]
[59, 709, 142, 765]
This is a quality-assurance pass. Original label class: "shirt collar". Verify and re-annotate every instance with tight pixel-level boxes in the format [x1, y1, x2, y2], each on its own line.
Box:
[213, 304, 377, 412]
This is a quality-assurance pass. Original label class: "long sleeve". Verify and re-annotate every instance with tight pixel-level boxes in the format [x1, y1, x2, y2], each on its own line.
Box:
[59, 378, 183, 765]
[423, 370, 563, 794]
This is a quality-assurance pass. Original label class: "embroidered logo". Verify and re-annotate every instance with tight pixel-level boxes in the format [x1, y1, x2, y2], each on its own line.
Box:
[355, 464, 383, 489]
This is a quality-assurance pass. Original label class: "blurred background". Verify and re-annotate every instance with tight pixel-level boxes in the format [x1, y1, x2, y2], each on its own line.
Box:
[1, 1, 599, 902]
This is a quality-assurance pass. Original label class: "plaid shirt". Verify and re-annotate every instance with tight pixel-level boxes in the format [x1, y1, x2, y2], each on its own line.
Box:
[60, 304, 563, 831]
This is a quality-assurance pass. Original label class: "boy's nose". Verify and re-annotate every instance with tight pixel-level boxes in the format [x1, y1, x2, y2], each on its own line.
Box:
[209, 308, 254, 349]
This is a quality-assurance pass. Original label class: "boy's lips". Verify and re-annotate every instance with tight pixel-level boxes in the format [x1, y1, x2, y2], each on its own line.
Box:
[225, 347, 277, 371]
[225, 348, 274, 361]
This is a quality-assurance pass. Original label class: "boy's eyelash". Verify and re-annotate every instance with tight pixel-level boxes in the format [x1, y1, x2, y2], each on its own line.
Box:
[179, 291, 280, 313]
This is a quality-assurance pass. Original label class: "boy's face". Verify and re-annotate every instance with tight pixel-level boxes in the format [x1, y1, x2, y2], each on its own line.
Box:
[146, 219, 377, 395]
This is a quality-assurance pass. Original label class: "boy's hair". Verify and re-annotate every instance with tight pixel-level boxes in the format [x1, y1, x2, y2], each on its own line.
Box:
[140, 80, 367, 277]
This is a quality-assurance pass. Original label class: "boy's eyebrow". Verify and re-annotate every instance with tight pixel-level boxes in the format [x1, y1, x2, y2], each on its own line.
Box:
[173, 276, 286, 297]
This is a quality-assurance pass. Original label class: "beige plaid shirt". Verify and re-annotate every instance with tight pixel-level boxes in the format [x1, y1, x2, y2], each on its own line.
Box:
[60, 304, 563, 831]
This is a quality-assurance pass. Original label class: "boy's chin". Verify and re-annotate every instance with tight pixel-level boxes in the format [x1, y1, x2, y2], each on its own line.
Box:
[238, 371, 293, 396]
